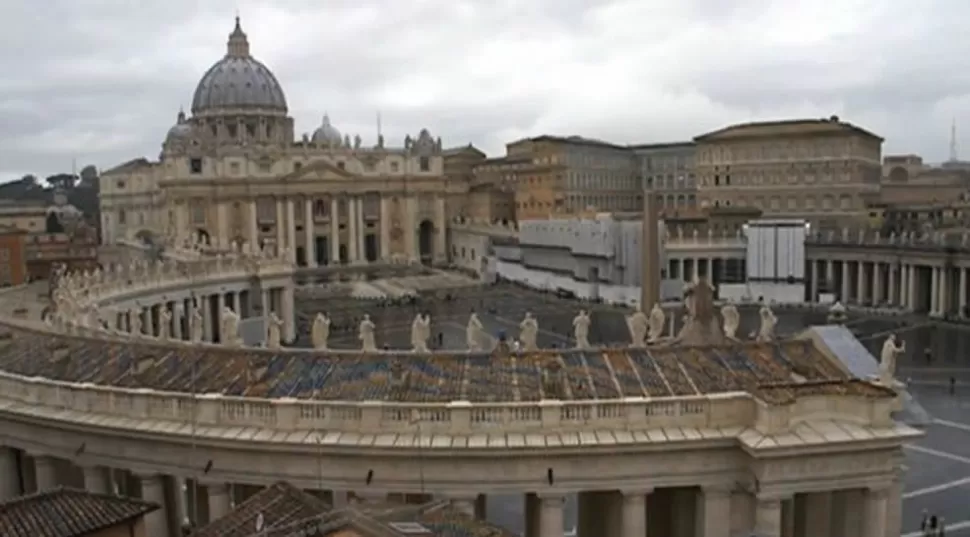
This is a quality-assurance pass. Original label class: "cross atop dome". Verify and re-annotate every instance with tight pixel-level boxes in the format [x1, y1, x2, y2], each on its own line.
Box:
[226, 15, 250, 58]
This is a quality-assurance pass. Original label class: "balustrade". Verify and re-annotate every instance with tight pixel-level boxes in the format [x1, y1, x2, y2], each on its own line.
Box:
[807, 227, 970, 251]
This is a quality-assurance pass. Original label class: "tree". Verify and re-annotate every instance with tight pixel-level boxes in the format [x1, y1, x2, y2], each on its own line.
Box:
[79, 165, 99, 188]
[45, 212, 64, 233]
[46, 173, 77, 190]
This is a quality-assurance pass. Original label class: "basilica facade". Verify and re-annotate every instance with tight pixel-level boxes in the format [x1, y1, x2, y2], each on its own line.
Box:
[99, 18, 461, 266]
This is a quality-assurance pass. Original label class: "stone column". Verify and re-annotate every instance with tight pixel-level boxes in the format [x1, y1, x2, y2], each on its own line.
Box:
[248, 200, 259, 250]
[34, 455, 58, 491]
[802, 492, 832, 537]
[434, 196, 447, 263]
[754, 495, 784, 537]
[863, 487, 888, 537]
[202, 296, 214, 342]
[405, 196, 418, 262]
[940, 267, 949, 315]
[379, 196, 391, 261]
[261, 289, 271, 319]
[304, 198, 316, 268]
[856, 261, 866, 304]
[138, 473, 170, 537]
[538, 493, 564, 537]
[930, 266, 940, 315]
[960, 267, 968, 316]
[215, 294, 225, 342]
[888, 264, 897, 306]
[886, 478, 903, 537]
[216, 202, 229, 245]
[172, 477, 190, 530]
[872, 262, 882, 304]
[285, 198, 297, 263]
[840, 261, 849, 302]
[907, 265, 917, 311]
[825, 260, 834, 293]
[82, 465, 109, 494]
[698, 486, 730, 537]
[356, 198, 366, 263]
[348, 198, 359, 263]
[330, 197, 340, 264]
[621, 489, 648, 537]
[0, 447, 20, 500]
[172, 303, 183, 340]
[275, 198, 285, 255]
[282, 284, 295, 342]
[207, 483, 232, 521]
[810, 260, 819, 301]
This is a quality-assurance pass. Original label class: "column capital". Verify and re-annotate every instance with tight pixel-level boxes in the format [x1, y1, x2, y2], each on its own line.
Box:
[535, 491, 566, 502]
[621, 488, 653, 497]
[701, 483, 733, 497]
[866, 486, 891, 499]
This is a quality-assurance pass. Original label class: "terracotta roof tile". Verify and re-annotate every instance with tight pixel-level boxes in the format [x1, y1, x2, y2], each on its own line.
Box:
[0, 487, 159, 537]
[191, 481, 330, 537]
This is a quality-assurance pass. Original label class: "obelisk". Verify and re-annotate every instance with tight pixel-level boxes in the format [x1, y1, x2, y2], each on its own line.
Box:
[640, 191, 661, 310]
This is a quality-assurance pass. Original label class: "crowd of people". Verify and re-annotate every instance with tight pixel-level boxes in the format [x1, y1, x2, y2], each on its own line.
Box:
[921, 511, 947, 536]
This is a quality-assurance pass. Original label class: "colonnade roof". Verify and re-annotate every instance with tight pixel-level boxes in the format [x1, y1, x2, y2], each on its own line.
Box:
[0, 326, 891, 404]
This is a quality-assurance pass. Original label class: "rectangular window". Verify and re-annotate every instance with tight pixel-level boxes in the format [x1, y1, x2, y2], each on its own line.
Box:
[189, 158, 203, 174]
[419, 156, 430, 172]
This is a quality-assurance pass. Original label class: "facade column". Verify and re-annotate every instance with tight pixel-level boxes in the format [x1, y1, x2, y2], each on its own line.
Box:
[856, 261, 866, 304]
[863, 487, 888, 537]
[137, 473, 170, 537]
[699, 486, 731, 537]
[886, 478, 903, 537]
[82, 465, 109, 494]
[538, 493, 564, 537]
[275, 198, 285, 256]
[379, 196, 391, 261]
[939, 267, 949, 315]
[33, 454, 58, 491]
[304, 198, 317, 267]
[810, 260, 819, 301]
[872, 262, 882, 304]
[960, 267, 968, 317]
[840, 261, 849, 302]
[0, 447, 20, 500]
[206, 483, 232, 521]
[285, 198, 296, 263]
[825, 260, 834, 294]
[171, 303, 183, 340]
[405, 196, 418, 262]
[282, 285, 295, 342]
[754, 495, 784, 537]
[356, 198, 366, 263]
[201, 296, 214, 342]
[330, 198, 340, 264]
[434, 195, 447, 263]
[216, 202, 229, 246]
[215, 294, 225, 342]
[621, 489, 648, 537]
[930, 266, 940, 315]
[248, 200, 259, 251]
[888, 264, 897, 306]
[348, 197, 359, 263]
[908, 265, 918, 311]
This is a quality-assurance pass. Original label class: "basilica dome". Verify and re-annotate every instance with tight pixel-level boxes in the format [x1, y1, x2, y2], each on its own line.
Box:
[165, 110, 192, 141]
[190, 17, 287, 116]
[312, 114, 342, 144]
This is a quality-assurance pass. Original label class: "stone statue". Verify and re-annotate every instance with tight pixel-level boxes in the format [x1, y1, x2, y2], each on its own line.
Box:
[647, 303, 666, 342]
[879, 334, 905, 385]
[359, 314, 377, 352]
[353, 134, 362, 149]
[721, 303, 740, 340]
[129, 308, 143, 336]
[377, 134, 385, 148]
[573, 310, 591, 349]
[411, 313, 431, 352]
[311, 313, 331, 350]
[221, 307, 241, 346]
[827, 301, 848, 323]
[264, 312, 283, 349]
[158, 307, 172, 340]
[627, 305, 649, 347]
[466, 312, 485, 351]
[756, 303, 777, 342]
[519, 312, 539, 351]
[190, 304, 204, 342]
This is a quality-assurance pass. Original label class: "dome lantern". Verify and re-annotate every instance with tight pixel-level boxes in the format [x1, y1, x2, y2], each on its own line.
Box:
[226, 16, 250, 58]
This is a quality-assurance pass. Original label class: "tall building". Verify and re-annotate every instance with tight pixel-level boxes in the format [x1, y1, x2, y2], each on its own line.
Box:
[506, 136, 640, 219]
[631, 142, 697, 210]
[99, 17, 456, 267]
[693, 117, 883, 226]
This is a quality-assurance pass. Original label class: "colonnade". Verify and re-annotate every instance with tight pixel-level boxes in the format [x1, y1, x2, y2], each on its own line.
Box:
[0, 445, 900, 537]
[112, 284, 296, 343]
[809, 259, 970, 317]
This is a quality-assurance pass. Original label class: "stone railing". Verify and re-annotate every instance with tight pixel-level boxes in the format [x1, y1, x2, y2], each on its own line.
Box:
[0, 369, 895, 437]
[807, 228, 970, 251]
[663, 228, 745, 249]
[449, 218, 519, 239]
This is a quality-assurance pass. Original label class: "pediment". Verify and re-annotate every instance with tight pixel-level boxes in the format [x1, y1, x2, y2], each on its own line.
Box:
[284, 159, 356, 180]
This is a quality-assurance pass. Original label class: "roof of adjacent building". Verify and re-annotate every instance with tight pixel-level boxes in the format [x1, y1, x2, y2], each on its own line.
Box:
[0, 325, 892, 404]
[192, 485, 515, 537]
[693, 117, 884, 143]
[0, 487, 159, 537]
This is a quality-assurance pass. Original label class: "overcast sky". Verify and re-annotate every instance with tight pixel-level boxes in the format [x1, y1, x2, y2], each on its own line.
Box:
[1, 0, 968, 183]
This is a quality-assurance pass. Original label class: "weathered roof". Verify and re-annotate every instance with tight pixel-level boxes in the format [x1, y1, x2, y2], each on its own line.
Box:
[693, 118, 883, 143]
[191, 481, 330, 537]
[0, 487, 158, 537]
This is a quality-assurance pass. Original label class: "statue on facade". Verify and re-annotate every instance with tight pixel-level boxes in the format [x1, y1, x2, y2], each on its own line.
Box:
[129, 308, 143, 336]
[265, 312, 283, 349]
[190, 304, 204, 342]
[756, 303, 777, 342]
[411, 313, 431, 352]
[359, 314, 377, 352]
[647, 303, 666, 342]
[627, 305, 649, 347]
[311, 312, 331, 350]
[377, 134, 385, 148]
[158, 307, 172, 340]
[222, 307, 241, 346]
[573, 310, 591, 349]
[827, 301, 848, 324]
[720, 303, 740, 340]
[466, 311, 485, 351]
[879, 334, 905, 386]
[353, 134, 362, 149]
[519, 312, 539, 351]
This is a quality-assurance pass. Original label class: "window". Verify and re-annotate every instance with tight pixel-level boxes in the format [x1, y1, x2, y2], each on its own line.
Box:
[419, 156, 430, 171]
[116, 180, 126, 189]
[390, 162, 400, 173]
[118, 209, 126, 225]
[0, 248, 9, 261]
[294, 162, 303, 172]
[189, 158, 203, 174]
[337, 161, 345, 170]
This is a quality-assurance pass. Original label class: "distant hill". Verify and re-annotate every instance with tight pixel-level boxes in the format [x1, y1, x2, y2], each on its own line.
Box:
[0, 166, 101, 233]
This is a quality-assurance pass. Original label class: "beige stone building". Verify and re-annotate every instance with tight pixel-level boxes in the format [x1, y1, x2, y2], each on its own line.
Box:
[693, 117, 883, 226]
[99, 18, 458, 266]
[631, 142, 698, 210]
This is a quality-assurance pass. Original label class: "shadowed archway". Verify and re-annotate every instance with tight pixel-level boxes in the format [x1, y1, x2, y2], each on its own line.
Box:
[418, 220, 434, 265]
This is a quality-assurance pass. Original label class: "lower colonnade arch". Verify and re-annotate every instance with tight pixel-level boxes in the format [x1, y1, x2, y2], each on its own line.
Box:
[0, 242, 918, 537]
